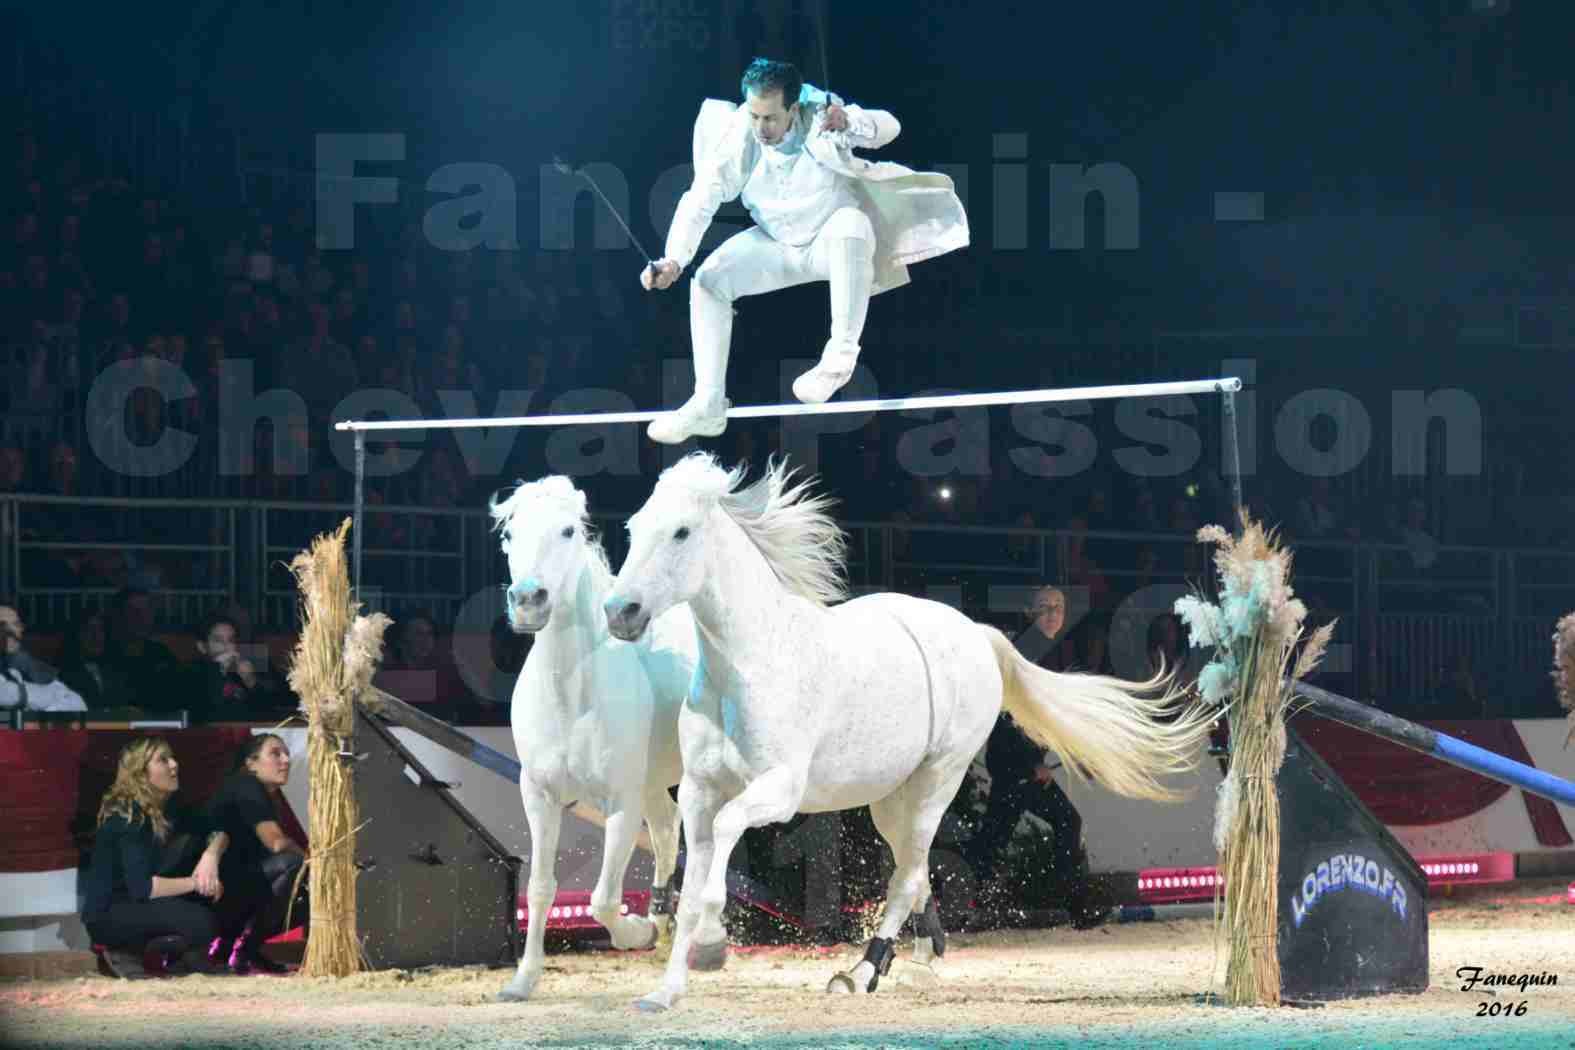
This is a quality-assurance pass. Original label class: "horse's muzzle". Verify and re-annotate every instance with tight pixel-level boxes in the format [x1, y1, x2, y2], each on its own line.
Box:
[507, 580, 550, 632]
[603, 596, 649, 641]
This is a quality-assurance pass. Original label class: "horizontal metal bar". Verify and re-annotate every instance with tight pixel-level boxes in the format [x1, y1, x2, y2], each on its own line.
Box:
[335, 377, 1245, 432]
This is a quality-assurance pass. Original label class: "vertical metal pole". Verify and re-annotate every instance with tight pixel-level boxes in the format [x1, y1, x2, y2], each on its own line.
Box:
[1221, 387, 1245, 522]
[353, 430, 366, 602]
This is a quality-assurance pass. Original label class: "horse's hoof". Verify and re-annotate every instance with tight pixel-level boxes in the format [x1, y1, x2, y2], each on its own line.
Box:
[826, 972, 857, 995]
[633, 995, 669, 1013]
[687, 938, 728, 972]
[497, 971, 540, 1002]
[611, 915, 659, 951]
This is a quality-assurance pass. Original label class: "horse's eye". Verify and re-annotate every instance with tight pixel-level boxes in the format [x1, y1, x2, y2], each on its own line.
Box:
[560, 526, 574, 539]
[673, 526, 690, 542]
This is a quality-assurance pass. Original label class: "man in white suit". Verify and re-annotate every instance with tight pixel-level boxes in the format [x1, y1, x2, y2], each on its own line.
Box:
[642, 58, 968, 444]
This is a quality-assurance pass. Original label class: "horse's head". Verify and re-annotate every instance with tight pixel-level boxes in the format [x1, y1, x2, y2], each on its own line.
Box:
[605, 454, 739, 641]
[605, 453, 847, 641]
[489, 475, 603, 632]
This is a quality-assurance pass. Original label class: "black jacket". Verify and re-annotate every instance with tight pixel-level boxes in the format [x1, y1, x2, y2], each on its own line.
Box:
[81, 801, 213, 919]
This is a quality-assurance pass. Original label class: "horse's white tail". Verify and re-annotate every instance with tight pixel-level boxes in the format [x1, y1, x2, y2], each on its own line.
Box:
[984, 627, 1214, 802]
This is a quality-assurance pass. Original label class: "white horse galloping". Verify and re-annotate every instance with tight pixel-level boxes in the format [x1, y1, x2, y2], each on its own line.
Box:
[604, 454, 1216, 1012]
[490, 476, 697, 1003]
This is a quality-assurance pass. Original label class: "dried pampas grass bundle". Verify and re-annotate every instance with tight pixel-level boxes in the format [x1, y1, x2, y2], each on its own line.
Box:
[1175, 510, 1334, 1007]
[1552, 613, 1575, 747]
[286, 518, 392, 977]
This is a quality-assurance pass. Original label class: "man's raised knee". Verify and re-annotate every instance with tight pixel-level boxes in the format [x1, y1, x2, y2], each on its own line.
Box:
[823, 207, 875, 244]
[693, 259, 735, 303]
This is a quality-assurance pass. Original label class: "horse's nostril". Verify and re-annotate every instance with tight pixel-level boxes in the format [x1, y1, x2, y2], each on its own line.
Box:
[530, 587, 548, 606]
[623, 601, 642, 621]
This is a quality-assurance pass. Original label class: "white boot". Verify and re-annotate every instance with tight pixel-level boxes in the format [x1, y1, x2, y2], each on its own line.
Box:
[648, 281, 733, 444]
[647, 388, 728, 444]
[793, 233, 874, 404]
[793, 340, 861, 404]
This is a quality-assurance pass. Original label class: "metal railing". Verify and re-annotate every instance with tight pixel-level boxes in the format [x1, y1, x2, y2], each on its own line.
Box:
[4, 493, 1572, 712]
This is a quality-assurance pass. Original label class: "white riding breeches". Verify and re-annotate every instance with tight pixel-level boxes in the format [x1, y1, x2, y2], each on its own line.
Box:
[685, 206, 876, 398]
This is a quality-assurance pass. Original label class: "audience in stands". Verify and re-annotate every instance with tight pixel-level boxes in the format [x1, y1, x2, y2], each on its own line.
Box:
[182, 612, 267, 723]
[374, 611, 463, 710]
[482, 613, 529, 706]
[0, 598, 87, 712]
[0, 120, 1565, 719]
[105, 588, 183, 713]
[57, 608, 134, 709]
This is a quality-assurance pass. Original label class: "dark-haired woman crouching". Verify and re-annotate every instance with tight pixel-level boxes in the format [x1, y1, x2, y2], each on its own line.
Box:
[205, 734, 308, 974]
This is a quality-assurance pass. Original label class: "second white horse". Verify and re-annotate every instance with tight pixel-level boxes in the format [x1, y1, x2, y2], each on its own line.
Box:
[492, 476, 696, 1002]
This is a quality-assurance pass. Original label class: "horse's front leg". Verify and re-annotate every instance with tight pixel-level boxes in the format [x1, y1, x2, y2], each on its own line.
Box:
[636, 776, 719, 1013]
[690, 766, 804, 963]
[591, 801, 657, 950]
[498, 786, 561, 1002]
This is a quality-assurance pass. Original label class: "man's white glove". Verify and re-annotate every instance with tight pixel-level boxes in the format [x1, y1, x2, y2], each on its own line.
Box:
[641, 259, 681, 291]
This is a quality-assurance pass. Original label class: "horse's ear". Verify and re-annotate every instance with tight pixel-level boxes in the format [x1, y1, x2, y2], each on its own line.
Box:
[487, 483, 521, 528]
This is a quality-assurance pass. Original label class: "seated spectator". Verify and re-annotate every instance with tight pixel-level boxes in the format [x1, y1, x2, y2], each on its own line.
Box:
[105, 587, 184, 712]
[58, 608, 135, 709]
[1014, 585, 1070, 672]
[1399, 497, 1440, 572]
[375, 611, 464, 707]
[1128, 482, 1162, 533]
[205, 734, 306, 974]
[0, 598, 88, 712]
[1069, 612, 1115, 675]
[0, 442, 27, 495]
[1064, 530, 1111, 613]
[1147, 611, 1190, 681]
[484, 614, 529, 706]
[182, 612, 265, 722]
[81, 737, 228, 978]
[1294, 476, 1346, 540]
[1004, 509, 1040, 567]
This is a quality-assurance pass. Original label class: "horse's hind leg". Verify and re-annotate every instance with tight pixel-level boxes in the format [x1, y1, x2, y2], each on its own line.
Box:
[830, 764, 965, 994]
[910, 892, 945, 965]
[863, 791, 938, 966]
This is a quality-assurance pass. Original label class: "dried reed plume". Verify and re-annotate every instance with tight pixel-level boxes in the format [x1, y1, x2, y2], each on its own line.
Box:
[286, 518, 392, 977]
[1175, 511, 1334, 1007]
[1553, 613, 1575, 747]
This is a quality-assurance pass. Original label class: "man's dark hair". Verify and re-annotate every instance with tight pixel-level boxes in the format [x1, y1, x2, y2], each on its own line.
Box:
[741, 58, 803, 110]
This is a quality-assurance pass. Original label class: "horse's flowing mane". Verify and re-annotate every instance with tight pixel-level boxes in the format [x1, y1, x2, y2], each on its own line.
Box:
[488, 476, 615, 592]
[659, 453, 848, 607]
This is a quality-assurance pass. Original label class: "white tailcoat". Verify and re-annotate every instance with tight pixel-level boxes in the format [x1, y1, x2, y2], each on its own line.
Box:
[665, 84, 969, 296]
